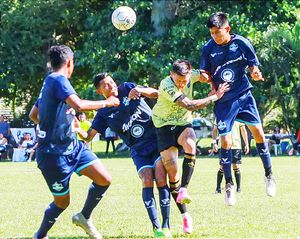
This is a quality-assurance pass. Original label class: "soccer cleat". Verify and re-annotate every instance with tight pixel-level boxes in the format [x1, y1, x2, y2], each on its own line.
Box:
[265, 174, 276, 197]
[162, 228, 172, 238]
[225, 183, 235, 206]
[237, 188, 241, 193]
[215, 188, 221, 194]
[183, 213, 193, 234]
[153, 228, 165, 238]
[176, 187, 192, 204]
[33, 233, 48, 239]
[72, 212, 102, 239]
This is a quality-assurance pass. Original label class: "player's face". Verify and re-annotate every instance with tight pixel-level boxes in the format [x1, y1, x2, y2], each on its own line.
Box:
[97, 76, 118, 98]
[171, 71, 191, 90]
[209, 26, 231, 45]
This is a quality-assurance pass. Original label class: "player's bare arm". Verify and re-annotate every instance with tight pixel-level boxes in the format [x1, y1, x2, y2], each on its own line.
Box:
[249, 66, 264, 81]
[66, 94, 120, 111]
[128, 87, 159, 100]
[29, 105, 39, 124]
[76, 127, 98, 143]
[175, 83, 229, 110]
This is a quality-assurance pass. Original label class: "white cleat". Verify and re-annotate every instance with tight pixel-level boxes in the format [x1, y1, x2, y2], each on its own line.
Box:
[225, 183, 236, 206]
[183, 212, 193, 234]
[72, 212, 102, 239]
[265, 175, 276, 197]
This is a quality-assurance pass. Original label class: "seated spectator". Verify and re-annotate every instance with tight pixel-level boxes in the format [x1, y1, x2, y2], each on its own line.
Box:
[18, 132, 38, 162]
[268, 127, 282, 152]
[0, 133, 8, 160]
[288, 129, 300, 156]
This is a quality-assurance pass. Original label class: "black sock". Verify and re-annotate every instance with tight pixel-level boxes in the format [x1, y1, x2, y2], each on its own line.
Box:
[181, 153, 196, 188]
[234, 168, 241, 191]
[169, 181, 187, 214]
[216, 169, 223, 190]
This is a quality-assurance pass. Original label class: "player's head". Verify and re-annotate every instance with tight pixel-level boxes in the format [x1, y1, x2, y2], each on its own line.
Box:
[170, 59, 192, 89]
[94, 72, 118, 98]
[207, 12, 231, 45]
[48, 45, 74, 78]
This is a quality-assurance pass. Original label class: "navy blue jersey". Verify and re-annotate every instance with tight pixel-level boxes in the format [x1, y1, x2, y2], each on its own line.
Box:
[200, 34, 259, 102]
[91, 82, 157, 152]
[37, 72, 77, 155]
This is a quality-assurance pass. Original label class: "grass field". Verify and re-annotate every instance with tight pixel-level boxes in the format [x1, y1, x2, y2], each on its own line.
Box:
[0, 155, 299, 239]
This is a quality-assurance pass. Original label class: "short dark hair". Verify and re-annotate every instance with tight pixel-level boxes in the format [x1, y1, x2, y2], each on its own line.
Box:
[48, 45, 74, 70]
[207, 12, 229, 29]
[94, 72, 109, 88]
[172, 60, 192, 76]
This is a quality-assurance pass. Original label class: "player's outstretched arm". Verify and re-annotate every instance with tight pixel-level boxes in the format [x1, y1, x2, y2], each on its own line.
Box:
[249, 66, 264, 81]
[128, 87, 159, 100]
[66, 94, 120, 112]
[29, 105, 39, 124]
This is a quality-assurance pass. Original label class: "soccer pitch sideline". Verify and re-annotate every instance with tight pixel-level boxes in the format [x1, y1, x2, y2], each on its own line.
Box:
[0, 156, 299, 239]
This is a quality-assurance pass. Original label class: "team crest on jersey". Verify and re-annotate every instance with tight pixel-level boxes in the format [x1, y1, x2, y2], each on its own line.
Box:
[131, 124, 144, 138]
[123, 96, 130, 106]
[217, 120, 226, 131]
[229, 42, 238, 52]
[221, 69, 235, 82]
[52, 182, 64, 192]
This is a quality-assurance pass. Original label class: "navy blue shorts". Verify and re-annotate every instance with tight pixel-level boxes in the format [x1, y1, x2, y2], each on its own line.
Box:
[214, 90, 261, 136]
[130, 141, 161, 174]
[36, 141, 99, 196]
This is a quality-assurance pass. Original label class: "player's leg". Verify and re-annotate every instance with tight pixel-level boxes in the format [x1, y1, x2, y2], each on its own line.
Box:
[216, 164, 223, 194]
[73, 147, 111, 239]
[247, 124, 276, 197]
[34, 153, 72, 239]
[177, 126, 196, 204]
[154, 159, 171, 236]
[232, 149, 242, 192]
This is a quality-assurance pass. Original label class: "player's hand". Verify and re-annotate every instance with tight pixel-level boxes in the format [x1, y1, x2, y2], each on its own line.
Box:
[216, 83, 230, 99]
[212, 143, 218, 153]
[105, 96, 120, 107]
[128, 87, 141, 100]
[73, 117, 80, 132]
[244, 144, 250, 155]
[250, 66, 264, 81]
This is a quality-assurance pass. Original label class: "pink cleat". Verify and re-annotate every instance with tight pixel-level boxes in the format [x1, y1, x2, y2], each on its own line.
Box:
[183, 213, 193, 234]
[176, 187, 192, 204]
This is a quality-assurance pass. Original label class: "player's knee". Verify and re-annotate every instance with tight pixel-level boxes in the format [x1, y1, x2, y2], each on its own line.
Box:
[142, 177, 154, 187]
[155, 175, 167, 187]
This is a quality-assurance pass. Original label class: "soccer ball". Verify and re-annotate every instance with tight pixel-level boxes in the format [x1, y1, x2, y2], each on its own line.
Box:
[111, 6, 136, 31]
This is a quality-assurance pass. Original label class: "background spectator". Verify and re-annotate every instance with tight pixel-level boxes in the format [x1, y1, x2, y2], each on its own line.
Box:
[268, 126, 282, 152]
[18, 132, 37, 162]
[105, 127, 117, 157]
[0, 133, 8, 160]
[76, 112, 91, 141]
[288, 129, 300, 156]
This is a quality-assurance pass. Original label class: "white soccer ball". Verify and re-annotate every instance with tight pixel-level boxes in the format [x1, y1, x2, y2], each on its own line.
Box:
[111, 6, 136, 31]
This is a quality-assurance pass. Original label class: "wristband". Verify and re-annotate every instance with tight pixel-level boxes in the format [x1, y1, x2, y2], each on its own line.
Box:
[209, 94, 218, 102]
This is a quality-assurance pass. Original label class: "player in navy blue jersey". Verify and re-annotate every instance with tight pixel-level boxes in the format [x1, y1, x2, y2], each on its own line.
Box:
[76, 73, 193, 237]
[199, 12, 276, 206]
[29, 45, 119, 239]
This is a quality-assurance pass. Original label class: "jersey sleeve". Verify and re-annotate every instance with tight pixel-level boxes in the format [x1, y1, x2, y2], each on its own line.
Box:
[159, 78, 183, 102]
[91, 110, 108, 135]
[190, 69, 200, 84]
[238, 38, 260, 67]
[54, 76, 77, 102]
[199, 44, 211, 72]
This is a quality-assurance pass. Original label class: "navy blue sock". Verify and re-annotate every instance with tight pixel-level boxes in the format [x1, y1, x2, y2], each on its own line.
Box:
[256, 142, 272, 176]
[158, 185, 170, 229]
[220, 148, 233, 184]
[142, 187, 160, 229]
[81, 183, 109, 219]
[36, 202, 65, 238]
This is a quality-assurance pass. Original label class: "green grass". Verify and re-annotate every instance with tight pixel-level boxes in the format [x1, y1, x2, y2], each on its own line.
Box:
[0, 156, 300, 239]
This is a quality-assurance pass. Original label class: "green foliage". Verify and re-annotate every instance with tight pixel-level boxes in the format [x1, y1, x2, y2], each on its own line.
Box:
[0, 0, 299, 129]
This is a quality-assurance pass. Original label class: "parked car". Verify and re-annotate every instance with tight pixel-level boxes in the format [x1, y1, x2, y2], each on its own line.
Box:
[192, 117, 213, 139]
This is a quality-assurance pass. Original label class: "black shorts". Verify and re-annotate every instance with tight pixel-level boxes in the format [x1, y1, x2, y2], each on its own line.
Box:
[219, 149, 242, 165]
[156, 124, 193, 152]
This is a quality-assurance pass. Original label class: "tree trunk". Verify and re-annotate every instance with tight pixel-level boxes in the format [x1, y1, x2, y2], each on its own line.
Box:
[151, 0, 179, 36]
